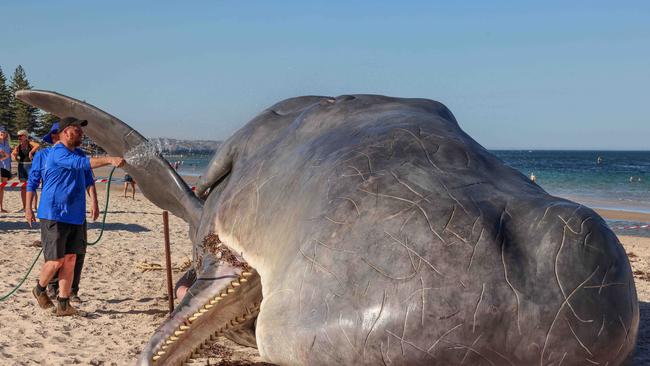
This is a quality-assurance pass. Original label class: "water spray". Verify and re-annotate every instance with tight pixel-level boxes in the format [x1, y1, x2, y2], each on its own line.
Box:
[123, 140, 162, 168]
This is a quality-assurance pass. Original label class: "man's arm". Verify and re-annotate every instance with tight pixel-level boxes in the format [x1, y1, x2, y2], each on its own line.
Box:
[26, 152, 43, 193]
[56, 150, 124, 171]
[25, 190, 36, 227]
[87, 184, 99, 221]
[84, 163, 99, 221]
[90, 156, 125, 169]
[25, 152, 43, 226]
[28, 141, 40, 160]
[0, 149, 7, 161]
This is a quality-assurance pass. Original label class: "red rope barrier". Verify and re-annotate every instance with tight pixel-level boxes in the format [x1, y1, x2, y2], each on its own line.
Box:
[0, 179, 197, 190]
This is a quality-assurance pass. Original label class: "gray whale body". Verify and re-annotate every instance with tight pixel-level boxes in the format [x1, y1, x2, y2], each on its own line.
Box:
[16, 91, 638, 365]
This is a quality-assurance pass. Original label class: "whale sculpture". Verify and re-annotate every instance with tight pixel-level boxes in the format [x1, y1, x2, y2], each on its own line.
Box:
[17, 91, 638, 365]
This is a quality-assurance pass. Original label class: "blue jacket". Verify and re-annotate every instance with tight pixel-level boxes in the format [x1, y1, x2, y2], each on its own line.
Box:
[37, 144, 95, 225]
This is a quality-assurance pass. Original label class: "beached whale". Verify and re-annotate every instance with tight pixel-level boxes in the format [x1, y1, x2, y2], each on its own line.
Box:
[17, 90, 638, 365]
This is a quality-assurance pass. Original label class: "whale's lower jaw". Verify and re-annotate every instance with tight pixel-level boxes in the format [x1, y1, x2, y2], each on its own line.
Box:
[137, 267, 262, 366]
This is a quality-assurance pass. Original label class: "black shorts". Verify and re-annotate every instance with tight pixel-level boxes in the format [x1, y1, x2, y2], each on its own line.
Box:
[0, 168, 10, 179]
[18, 163, 30, 181]
[41, 219, 87, 261]
[124, 174, 134, 183]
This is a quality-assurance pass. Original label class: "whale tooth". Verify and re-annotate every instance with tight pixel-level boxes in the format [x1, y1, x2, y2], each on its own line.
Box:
[239, 277, 248, 282]
[152, 355, 161, 361]
[180, 325, 190, 331]
[174, 330, 185, 336]
[213, 295, 223, 301]
[220, 291, 228, 297]
[205, 303, 214, 309]
[231, 280, 240, 287]
[165, 338, 175, 345]
[156, 350, 166, 356]
[227, 288, 235, 293]
[241, 271, 253, 277]
[169, 336, 179, 341]
[199, 308, 209, 313]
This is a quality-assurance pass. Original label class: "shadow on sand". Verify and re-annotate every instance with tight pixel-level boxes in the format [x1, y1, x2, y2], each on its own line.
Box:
[87, 222, 150, 232]
[0, 221, 150, 233]
[0, 220, 39, 231]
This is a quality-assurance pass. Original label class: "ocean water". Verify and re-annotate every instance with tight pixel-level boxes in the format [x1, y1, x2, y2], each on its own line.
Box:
[492, 150, 650, 214]
[171, 150, 650, 233]
[166, 153, 212, 177]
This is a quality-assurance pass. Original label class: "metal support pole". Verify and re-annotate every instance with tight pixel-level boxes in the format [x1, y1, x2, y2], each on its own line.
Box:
[163, 211, 174, 314]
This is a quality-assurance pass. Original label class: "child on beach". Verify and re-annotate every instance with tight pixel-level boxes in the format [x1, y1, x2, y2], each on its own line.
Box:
[123, 172, 136, 199]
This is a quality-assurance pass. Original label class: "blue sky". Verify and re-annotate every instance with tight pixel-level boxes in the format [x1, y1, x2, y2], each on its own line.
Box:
[1, 1, 648, 149]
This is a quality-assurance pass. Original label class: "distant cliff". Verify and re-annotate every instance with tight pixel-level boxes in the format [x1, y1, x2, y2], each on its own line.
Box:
[149, 138, 222, 154]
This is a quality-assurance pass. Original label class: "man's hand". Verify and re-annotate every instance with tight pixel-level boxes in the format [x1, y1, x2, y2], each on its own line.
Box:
[25, 207, 36, 228]
[90, 201, 100, 221]
[111, 157, 126, 168]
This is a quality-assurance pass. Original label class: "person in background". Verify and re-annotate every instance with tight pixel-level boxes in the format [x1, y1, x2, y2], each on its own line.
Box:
[29, 117, 124, 316]
[12, 129, 40, 211]
[123, 172, 136, 199]
[0, 126, 12, 213]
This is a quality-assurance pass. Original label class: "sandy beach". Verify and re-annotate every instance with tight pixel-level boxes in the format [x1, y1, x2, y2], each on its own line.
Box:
[0, 168, 649, 365]
[0, 169, 264, 365]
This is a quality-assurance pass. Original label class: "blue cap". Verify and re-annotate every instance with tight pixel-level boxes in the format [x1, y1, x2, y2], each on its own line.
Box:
[42, 122, 59, 144]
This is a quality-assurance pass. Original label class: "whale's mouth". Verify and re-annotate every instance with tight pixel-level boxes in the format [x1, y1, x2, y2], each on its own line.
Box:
[138, 238, 263, 366]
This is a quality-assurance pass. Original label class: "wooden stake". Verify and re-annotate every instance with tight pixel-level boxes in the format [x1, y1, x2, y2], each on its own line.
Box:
[163, 211, 174, 314]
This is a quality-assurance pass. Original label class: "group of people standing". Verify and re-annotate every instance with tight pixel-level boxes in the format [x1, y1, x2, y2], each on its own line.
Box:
[2, 119, 125, 316]
[0, 127, 40, 212]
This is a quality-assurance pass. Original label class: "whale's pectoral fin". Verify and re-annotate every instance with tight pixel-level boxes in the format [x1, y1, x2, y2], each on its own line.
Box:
[15, 90, 202, 228]
[194, 141, 233, 199]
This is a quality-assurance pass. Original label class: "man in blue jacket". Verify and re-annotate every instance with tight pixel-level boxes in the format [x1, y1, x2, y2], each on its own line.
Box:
[26, 122, 96, 303]
[29, 117, 124, 316]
